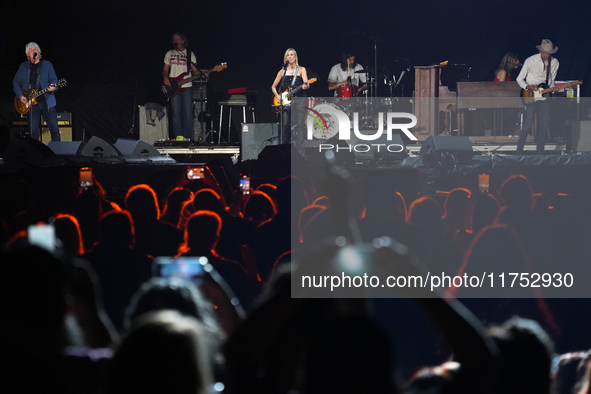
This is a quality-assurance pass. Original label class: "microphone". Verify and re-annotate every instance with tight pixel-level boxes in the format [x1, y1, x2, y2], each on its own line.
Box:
[283, 60, 289, 70]
[33, 52, 37, 58]
[518, 62, 523, 67]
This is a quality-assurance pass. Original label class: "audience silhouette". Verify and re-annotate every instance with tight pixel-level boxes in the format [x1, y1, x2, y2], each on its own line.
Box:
[2, 156, 591, 394]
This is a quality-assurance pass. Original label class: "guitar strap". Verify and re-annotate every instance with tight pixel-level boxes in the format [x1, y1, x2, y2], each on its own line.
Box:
[185, 50, 192, 74]
[278, 66, 299, 94]
[291, 67, 300, 87]
[545, 56, 551, 86]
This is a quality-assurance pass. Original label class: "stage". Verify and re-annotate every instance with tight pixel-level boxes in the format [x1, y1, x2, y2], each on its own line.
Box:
[1, 136, 590, 205]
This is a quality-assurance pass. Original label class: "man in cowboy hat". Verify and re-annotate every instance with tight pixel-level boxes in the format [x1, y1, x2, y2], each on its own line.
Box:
[516, 39, 560, 153]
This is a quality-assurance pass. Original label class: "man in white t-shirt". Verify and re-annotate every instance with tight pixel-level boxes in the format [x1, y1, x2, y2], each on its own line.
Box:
[327, 52, 367, 97]
[162, 32, 201, 139]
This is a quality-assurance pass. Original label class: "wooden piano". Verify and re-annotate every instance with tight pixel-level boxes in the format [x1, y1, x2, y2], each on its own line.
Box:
[456, 81, 524, 136]
[414, 64, 525, 137]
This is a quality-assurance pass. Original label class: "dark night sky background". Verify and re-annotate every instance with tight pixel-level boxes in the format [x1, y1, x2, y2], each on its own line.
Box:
[1, 0, 591, 142]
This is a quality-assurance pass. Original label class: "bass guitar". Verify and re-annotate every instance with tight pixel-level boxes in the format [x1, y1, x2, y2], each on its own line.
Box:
[161, 63, 227, 99]
[272, 78, 317, 107]
[14, 79, 67, 115]
[521, 81, 582, 105]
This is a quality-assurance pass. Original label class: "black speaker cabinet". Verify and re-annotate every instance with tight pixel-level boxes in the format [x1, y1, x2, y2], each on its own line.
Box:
[48, 141, 87, 156]
[114, 138, 161, 157]
[3, 136, 56, 164]
[353, 134, 407, 162]
[419, 135, 474, 162]
[241, 123, 279, 161]
[80, 136, 120, 158]
[570, 121, 591, 152]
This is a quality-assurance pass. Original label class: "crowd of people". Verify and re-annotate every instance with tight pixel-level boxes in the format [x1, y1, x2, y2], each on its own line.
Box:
[1, 160, 591, 394]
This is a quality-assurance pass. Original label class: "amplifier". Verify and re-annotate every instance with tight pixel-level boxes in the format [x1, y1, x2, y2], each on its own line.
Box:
[42, 112, 72, 126]
[9, 127, 72, 145]
[241, 123, 279, 161]
[139, 105, 169, 145]
[9, 112, 28, 127]
[41, 128, 72, 144]
[9, 112, 72, 127]
[570, 121, 591, 152]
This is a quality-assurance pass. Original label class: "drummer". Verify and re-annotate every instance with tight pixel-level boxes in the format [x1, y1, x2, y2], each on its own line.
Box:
[327, 51, 367, 97]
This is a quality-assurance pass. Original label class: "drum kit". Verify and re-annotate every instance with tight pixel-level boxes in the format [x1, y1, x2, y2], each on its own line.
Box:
[302, 65, 413, 139]
[335, 68, 369, 99]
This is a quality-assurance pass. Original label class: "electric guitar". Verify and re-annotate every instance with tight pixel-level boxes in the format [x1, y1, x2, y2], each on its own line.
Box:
[520, 81, 582, 105]
[161, 63, 227, 99]
[14, 79, 67, 115]
[272, 78, 317, 107]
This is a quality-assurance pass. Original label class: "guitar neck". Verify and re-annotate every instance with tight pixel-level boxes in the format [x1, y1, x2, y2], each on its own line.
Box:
[31, 79, 66, 99]
[540, 81, 582, 95]
[179, 74, 203, 85]
[286, 78, 317, 99]
[286, 85, 304, 99]
[32, 86, 52, 99]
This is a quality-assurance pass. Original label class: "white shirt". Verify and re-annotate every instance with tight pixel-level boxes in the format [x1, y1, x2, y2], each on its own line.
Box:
[164, 49, 197, 88]
[516, 53, 559, 89]
[328, 63, 367, 88]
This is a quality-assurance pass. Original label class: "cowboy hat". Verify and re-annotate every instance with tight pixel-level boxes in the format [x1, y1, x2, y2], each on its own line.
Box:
[536, 39, 558, 54]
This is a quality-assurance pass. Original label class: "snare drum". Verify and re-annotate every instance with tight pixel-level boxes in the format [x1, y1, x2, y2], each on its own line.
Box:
[336, 84, 358, 98]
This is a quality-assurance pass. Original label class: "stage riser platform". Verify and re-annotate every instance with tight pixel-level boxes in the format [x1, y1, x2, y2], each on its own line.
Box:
[155, 147, 240, 164]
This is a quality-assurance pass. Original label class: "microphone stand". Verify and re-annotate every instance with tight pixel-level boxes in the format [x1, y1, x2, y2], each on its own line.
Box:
[28, 82, 34, 140]
[130, 80, 137, 136]
[357, 31, 379, 99]
[189, 60, 206, 143]
[28, 55, 36, 140]
[354, 31, 380, 128]
[196, 69, 206, 144]
[278, 63, 288, 145]
[393, 59, 411, 97]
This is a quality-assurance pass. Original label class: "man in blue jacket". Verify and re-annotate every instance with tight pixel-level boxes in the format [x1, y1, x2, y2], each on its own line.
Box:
[13, 42, 61, 141]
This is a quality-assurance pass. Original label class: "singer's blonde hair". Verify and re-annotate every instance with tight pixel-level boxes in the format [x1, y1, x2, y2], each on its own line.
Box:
[283, 48, 299, 67]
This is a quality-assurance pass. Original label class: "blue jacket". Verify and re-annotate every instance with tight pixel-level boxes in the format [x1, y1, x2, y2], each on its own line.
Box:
[13, 60, 59, 108]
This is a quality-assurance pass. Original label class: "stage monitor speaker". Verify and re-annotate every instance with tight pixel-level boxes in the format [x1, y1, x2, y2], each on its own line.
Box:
[48, 141, 87, 156]
[241, 123, 279, 161]
[114, 138, 161, 157]
[3, 136, 56, 164]
[570, 121, 591, 152]
[419, 135, 474, 162]
[80, 136, 120, 158]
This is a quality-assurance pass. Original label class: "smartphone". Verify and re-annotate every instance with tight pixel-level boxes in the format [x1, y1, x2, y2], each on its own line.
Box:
[186, 167, 204, 180]
[239, 175, 251, 195]
[153, 256, 208, 283]
[79, 167, 93, 190]
[28, 223, 56, 252]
